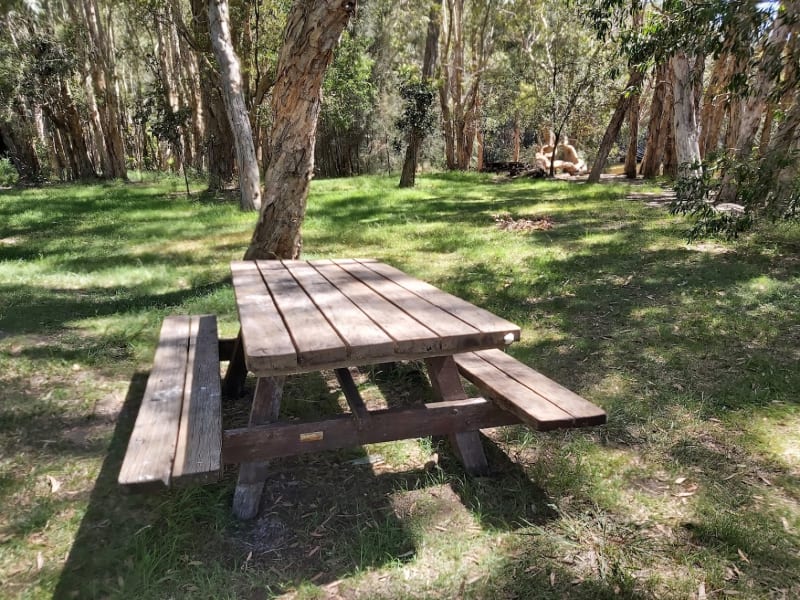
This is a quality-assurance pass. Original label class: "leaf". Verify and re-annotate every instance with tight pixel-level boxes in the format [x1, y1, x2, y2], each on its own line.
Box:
[737, 548, 750, 563]
[549, 572, 556, 587]
[47, 476, 61, 493]
[675, 476, 687, 484]
[36, 552, 44, 571]
[698, 581, 707, 600]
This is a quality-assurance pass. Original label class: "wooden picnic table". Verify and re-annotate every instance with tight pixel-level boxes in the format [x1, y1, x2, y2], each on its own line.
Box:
[222, 258, 524, 519]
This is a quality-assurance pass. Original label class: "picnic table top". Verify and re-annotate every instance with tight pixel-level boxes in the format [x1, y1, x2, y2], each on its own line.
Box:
[231, 259, 521, 376]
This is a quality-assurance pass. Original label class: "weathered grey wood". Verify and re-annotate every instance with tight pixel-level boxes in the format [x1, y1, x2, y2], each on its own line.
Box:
[334, 259, 483, 354]
[232, 375, 284, 520]
[257, 260, 347, 366]
[455, 350, 606, 429]
[335, 367, 369, 421]
[311, 260, 439, 356]
[359, 260, 520, 346]
[284, 260, 395, 360]
[222, 397, 520, 462]
[119, 316, 190, 489]
[426, 356, 489, 475]
[172, 315, 222, 485]
[231, 261, 297, 373]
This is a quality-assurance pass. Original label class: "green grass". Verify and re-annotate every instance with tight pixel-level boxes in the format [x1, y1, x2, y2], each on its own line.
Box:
[1, 172, 799, 598]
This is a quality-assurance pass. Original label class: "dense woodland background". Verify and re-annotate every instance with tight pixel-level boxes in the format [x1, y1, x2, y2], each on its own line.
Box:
[0, 0, 799, 235]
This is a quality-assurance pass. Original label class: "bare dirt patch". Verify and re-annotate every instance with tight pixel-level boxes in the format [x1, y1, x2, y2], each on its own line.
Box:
[494, 213, 554, 232]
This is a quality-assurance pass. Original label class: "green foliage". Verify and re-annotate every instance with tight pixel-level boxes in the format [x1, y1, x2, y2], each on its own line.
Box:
[321, 31, 375, 132]
[671, 152, 800, 240]
[395, 72, 436, 138]
[0, 157, 19, 186]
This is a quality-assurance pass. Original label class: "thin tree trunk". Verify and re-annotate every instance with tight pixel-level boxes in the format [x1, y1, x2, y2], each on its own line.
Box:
[624, 89, 640, 178]
[699, 53, 732, 157]
[512, 113, 520, 162]
[191, 0, 236, 191]
[208, 0, 262, 211]
[399, 1, 440, 188]
[588, 70, 645, 183]
[245, 0, 356, 260]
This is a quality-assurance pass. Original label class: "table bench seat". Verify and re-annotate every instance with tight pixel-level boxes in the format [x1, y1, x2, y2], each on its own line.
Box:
[454, 349, 606, 431]
[119, 315, 222, 491]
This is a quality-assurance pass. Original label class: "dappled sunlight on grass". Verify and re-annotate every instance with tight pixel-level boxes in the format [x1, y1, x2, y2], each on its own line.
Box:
[2, 173, 800, 598]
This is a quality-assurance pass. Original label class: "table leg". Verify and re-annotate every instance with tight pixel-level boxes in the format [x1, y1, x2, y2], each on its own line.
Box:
[222, 330, 248, 398]
[232, 375, 284, 519]
[425, 356, 489, 475]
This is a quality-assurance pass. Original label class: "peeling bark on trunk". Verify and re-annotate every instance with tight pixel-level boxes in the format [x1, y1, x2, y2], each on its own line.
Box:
[670, 52, 701, 177]
[245, 0, 356, 260]
[208, 0, 262, 211]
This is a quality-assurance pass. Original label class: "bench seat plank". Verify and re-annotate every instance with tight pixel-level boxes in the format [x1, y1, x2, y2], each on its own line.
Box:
[454, 349, 606, 430]
[119, 316, 191, 489]
[172, 315, 223, 485]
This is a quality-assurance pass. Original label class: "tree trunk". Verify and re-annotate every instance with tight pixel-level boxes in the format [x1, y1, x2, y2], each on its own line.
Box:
[208, 0, 262, 211]
[81, 0, 127, 179]
[624, 88, 641, 178]
[670, 52, 701, 177]
[399, 1, 440, 188]
[699, 53, 732, 157]
[640, 64, 667, 178]
[588, 70, 645, 183]
[245, 0, 356, 260]
[191, 0, 236, 191]
[511, 113, 521, 162]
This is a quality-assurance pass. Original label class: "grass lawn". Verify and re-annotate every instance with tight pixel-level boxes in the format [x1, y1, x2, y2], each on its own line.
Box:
[1, 172, 799, 599]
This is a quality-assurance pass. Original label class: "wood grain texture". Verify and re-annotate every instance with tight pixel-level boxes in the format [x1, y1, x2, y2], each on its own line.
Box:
[360, 260, 520, 345]
[231, 261, 297, 373]
[172, 315, 222, 485]
[311, 260, 439, 355]
[333, 259, 482, 353]
[222, 397, 520, 463]
[426, 355, 489, 475]
[283, 260, 394, 360]
[119, 316, 190, 489]
[455, 350, 606, 429]
[257, 260, 347, 366]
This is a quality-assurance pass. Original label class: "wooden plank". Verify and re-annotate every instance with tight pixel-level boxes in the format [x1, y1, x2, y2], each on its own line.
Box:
[231, 261, 297, 374]
[335, 368, 369, 421]
[119, 316, 190, 489]
[283, 260, 394, 361]
[172, 315, 222, 485]
[222, 397, 521, 463]
[310, 260, 440, 356]
[233, 375, 285, 520]
[426, 356, 488, 475]
[454, 352, 577, 430]
[473, 349, 606, 426]
[333, 259, 483, 354]
[256, 260, 347, 367]
[360, 260, 521, 346]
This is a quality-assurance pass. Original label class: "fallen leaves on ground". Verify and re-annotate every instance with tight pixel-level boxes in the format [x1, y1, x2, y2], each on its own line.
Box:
[493, 213, 554, 231]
